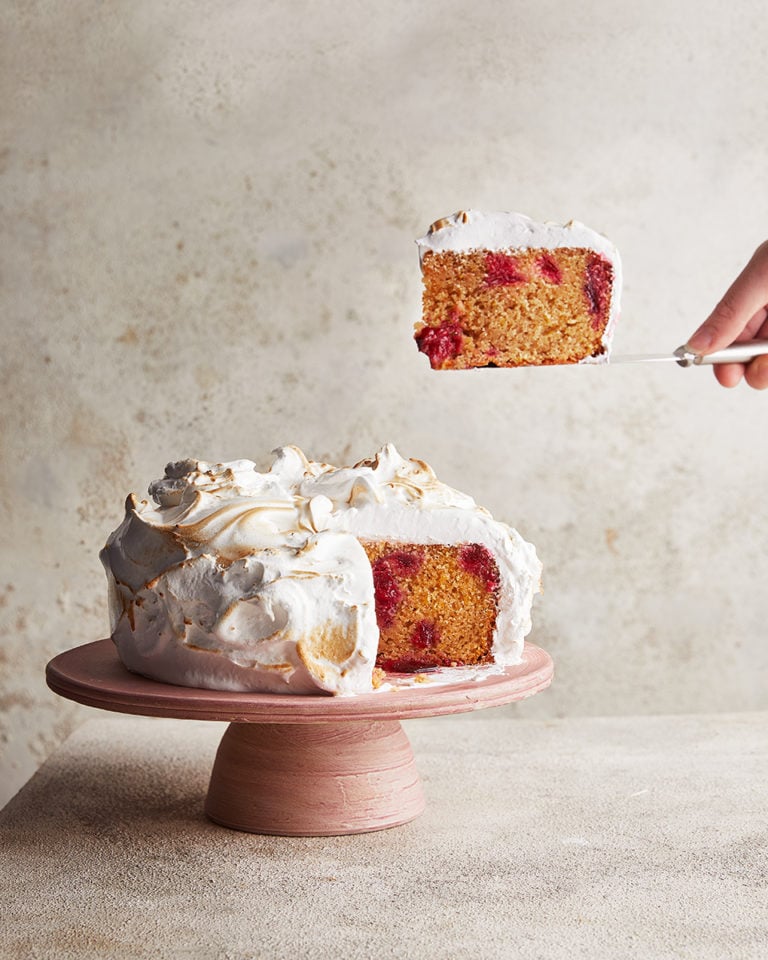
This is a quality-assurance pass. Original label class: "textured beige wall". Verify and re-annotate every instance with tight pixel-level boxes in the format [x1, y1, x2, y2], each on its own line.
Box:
[2, 0, 767, 806]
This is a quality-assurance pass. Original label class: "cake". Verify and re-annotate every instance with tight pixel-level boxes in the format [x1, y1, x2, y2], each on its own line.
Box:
[101, 445, 541, 695]
[415, 210, 622, 368]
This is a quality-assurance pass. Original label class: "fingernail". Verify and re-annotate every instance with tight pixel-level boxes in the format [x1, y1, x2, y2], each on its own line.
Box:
[685, 329, 714, 353]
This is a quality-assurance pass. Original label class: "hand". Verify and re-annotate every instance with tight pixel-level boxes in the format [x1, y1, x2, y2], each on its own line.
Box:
[686, 240, 768, 389]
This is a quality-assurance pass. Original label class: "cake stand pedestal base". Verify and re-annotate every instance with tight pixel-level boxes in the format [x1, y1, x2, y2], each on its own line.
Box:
[46, 639, 554, 837]
[205, 720, 425, 836]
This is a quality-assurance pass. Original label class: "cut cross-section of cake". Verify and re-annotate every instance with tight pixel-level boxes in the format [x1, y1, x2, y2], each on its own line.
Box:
[415, 210, 622, 368]
[362, 541, 501, 673]
[100, 446, 542, 695]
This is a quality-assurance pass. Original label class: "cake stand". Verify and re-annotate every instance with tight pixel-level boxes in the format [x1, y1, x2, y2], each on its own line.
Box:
[46, 639, 553, 837]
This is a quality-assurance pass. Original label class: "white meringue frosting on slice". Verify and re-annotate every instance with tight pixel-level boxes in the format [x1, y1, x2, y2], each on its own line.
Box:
[101, 444, 542, 695]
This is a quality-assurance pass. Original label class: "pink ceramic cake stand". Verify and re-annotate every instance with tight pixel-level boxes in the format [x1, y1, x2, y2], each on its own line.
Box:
[46, 639, 553, 837]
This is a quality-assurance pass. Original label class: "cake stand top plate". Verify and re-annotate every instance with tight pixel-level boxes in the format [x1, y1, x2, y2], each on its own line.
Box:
[46, 639, 553, 723]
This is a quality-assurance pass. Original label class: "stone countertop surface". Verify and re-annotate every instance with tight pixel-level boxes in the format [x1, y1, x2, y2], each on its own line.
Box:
[1, 711, 766, 960]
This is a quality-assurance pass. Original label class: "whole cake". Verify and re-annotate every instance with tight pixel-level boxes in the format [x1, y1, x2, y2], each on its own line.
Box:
[101, 445, 542, 695]
[415, 210, 622, 368]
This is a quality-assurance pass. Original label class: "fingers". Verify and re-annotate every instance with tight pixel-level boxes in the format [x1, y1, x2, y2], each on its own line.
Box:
[687, 240, 768, 354]
[744, 354, 768, 390]
[712, 340, 768, 390]
[753, 306, 768, 333]
[714, 362, 745, 388]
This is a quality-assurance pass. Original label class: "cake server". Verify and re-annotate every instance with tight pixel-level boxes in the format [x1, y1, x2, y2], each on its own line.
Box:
[611, 340, 768, 367]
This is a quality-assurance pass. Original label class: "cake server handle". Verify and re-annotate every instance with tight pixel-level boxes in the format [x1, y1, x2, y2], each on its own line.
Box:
[612, 340, 768, 366]
[686, 340, 768, 365]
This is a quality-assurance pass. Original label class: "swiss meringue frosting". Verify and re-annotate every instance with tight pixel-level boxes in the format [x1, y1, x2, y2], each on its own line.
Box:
[101, 445, 542, 695]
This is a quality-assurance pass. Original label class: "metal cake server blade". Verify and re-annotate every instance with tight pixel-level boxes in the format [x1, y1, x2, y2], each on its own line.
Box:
[611, 340, 768, 367]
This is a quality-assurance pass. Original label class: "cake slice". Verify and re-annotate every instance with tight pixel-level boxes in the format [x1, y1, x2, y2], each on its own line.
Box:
[415, 210, 621, 368]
